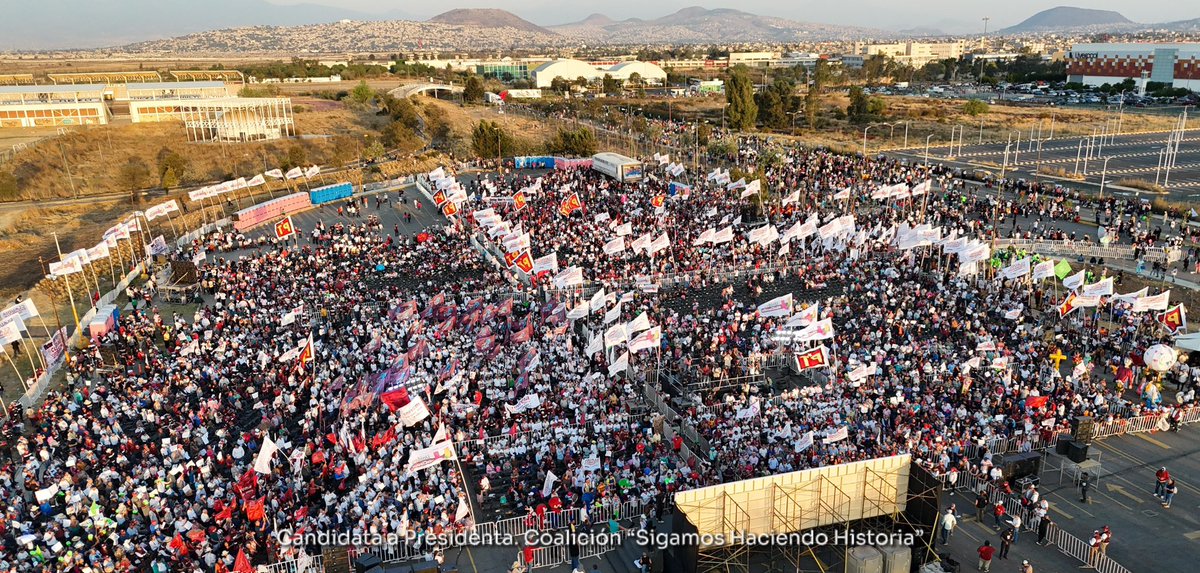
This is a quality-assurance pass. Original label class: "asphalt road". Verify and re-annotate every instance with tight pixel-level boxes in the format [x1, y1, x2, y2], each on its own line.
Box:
[889, 129, 1200, 200]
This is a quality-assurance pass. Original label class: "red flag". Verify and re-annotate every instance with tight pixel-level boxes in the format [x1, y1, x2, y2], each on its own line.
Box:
[380, 387, 411, 411]
[1024, 395, 1049, 409]
[432, 189, 448, 207]
[187, 529, 207, 544]
[503, 250, 518, 269]
[215, 503, 234, 520]
[274, 216, 296, 240]
[236, 469, 258, 500]
[650, 195, 665, 208]
[558, 192, 583, 217]
[169, 533, 188, 554]
[513, 190, 528, 211]
[442, 201, 459, 217]
[1058, 293, 1079, 317]
[795, 346, 829, 371]
[234, 549, 254, 573]
[296, 336, 314, 370]
[371, 426, 397, 448]
[294, 506, 309, 521]
[514, 251, 534, 274]
[245, 497, 266, 521]
[1157, 304, 1187, 334]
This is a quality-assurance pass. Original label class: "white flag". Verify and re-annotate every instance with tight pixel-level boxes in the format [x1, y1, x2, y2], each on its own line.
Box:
[628, 326, 661, 352]
[604, 323, 627, 348]
[1133, 291, 1170, 312]
[1082, 277, 1114, 297]
[1000, 257, 1031, 280]
[285, 167, 304, 180]
[1062, 270, 1086, 291]
[1113, 287, 1148, 304]
[757, 294, 793, 318]
[784, 303, 819, 328]
[626, 312, 651, 334]
[710, 226, 734, 244]
[647, 232, 671, 255]
[247, 174, 267, 187]
[589, 289, 607, 313]
[794, 318, 835, 342]
[608, 351, 629, 375]
[603, 303, 622, 325]
[304, 165, 321, 178]
[614, 222, 633, 237]
[584, 334, 603, 357]
[264, 168, 284, 179]
[823, 426, 849, 444]
[253, 435, 279, 474]
[603, 237, 626, 255]
[1031, 260, 1055, 281]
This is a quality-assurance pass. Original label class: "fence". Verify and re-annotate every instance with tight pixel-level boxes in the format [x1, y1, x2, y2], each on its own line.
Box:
[993, 238, 1178, 264]
[258, 554, 324, 573]
[942, 466, 1131, 573]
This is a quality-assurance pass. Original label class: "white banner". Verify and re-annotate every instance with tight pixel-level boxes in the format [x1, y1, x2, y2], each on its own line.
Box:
[399, 396, 431, 427]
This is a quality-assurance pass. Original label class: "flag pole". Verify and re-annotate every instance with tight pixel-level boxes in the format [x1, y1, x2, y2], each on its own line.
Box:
[51, 233, 81, 330]
[5, 354, 28, 393]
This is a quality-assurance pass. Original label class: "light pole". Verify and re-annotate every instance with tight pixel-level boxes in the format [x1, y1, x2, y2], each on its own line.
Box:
[1098, 156, 1112, 199]
[902, 120, 910, 149]
[924, 134, 935, 168]
[1156, 147, 1166, 186]
[863, 124, 877, 159]
[1010, 130, 1021, 164]
[1048, 112, 1056, 140]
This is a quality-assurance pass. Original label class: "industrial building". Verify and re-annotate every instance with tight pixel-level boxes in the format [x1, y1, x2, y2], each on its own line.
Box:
[850, 41, 968, 67]
[0, 84, 108, 128]
[0, 74, 293, 141]
[1066, 43, 1200, 90]
[531, 59, 667, 88]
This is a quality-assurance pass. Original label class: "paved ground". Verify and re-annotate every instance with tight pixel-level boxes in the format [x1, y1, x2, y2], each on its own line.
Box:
[890, 129, 1200, 200]
[940, 424, 1200, 573]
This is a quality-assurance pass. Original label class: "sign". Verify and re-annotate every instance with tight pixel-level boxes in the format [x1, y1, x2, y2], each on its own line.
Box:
[40, 327, 68, 366]
[406, 440, 457, 473]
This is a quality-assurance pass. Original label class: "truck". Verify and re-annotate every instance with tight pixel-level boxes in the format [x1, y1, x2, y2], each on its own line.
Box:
[591, 152, 643, 183]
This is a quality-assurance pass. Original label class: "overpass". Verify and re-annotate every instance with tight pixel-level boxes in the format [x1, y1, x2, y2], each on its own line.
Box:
[387, 83, 463, 99]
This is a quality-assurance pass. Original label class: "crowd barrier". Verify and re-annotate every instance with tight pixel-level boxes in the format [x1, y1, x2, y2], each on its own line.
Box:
[233, 192, 312, 232]
[512, 156, 594, 170]
[993, 238, 1178, 264]
[308, 182, 353, 206]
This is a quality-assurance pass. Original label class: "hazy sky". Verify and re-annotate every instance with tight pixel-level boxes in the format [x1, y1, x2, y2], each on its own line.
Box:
[269, 0, 1193, 31]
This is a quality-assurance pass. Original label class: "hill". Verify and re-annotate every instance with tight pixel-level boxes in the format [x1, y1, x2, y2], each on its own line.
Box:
[0, 0, 376, 50]
[549, 5, 888, 44]
[1001, 6, 1133, 33]
[428, 8, 554, 35]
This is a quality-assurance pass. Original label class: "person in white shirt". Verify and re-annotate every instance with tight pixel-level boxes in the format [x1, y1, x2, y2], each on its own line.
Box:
[940, 509, 958, 544]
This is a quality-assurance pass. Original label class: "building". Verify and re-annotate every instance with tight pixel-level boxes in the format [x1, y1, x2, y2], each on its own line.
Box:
[1066, 43, 1200, 90]
[0, 84, 107, 127]
[727, 52, 777, 67]
[851, 41, 967, 67]
[531, 59, 666, 88]
[0, 79, 293, 141]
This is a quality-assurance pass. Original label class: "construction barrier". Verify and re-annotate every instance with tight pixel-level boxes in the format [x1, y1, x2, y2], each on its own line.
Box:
[233, 192, 312, 231]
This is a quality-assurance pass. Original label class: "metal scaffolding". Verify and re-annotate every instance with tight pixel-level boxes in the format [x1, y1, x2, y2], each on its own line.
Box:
[180, 97, 294, 143]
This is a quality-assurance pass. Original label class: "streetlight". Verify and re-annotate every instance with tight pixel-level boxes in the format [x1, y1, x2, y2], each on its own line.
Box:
[1156, 147, 1166, 186]
[1048, 112, 1056, 140]
[924, 134, 935, 168]
[1098, 156, 1112, 199]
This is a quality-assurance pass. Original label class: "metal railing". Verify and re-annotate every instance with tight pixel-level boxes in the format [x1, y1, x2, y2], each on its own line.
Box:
[258, 554, 324, 573]
[994, 238, 1177, 264]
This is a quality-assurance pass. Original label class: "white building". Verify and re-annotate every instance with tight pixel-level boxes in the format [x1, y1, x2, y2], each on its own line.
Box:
[0, 85, 108, 127]
[531, 59, 667, 88]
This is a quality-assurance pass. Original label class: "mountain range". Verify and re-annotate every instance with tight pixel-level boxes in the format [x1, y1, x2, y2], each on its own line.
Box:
[1000, 6, 1135, 33]
[4, 4, 1199, 52]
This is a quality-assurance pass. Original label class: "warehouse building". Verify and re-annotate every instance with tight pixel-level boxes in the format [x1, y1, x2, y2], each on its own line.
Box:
[1066, 43, 1200, 90]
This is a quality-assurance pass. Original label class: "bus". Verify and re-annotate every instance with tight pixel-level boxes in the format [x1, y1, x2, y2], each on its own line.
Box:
[591, 152, 642, 183]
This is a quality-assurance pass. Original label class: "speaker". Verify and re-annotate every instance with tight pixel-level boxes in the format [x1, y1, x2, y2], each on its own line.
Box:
[353, 555, 382, 573]
[397, 561, 438, 573]
[1072, 416, 1096, 444]
[996, 451, 1042, 482]
[1067, 441, 1089, 463]
[1055, 436, 1071, 455]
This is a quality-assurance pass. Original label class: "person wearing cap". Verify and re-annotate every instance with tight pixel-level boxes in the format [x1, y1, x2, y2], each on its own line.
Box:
[976, 540, 995, 572]
[1020, 559, 1033, 573]
[1162, 479, 1177, 509]
[1155, 467, 1171, 498]
[939, 508, 958, 545]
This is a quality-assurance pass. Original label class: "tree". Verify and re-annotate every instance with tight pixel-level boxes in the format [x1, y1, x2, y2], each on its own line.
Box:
[471, 120, 513, 159]
[161, 166, 179, 190]
[463, 75, 485, 104]
[350, 80, 373, 104]
[284, 144, 308, 170]
[846, 86, 869, 123]
[118, 158, 150, 202]
[866, 96, 886, 117]
[381, 121, 417, 150]
[963, 99, 990, 116]
[602, 74, 622, 96]
[696, 123, 713, 146]
[156, 148, 188, 187]
[545, 126, 597, 157]
[725, 66, 758, 131]
[550, 77, 571, 94]
[756, 76, 794, 129]
[363, 140, 386, 162]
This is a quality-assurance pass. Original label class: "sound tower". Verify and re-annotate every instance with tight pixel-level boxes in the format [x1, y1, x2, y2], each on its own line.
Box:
[902, 463, 943, 560]
[1072, 416, 1096, 444]
[664, 509, 700, 573]
[994, 452, 1042, 482]
[1067, 441, 1090, 463]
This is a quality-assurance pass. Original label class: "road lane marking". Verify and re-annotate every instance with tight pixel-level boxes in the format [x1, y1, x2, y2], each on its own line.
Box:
[1049, 505, 1075, 520]
[1133, 433, 1171, 449]
[1185, 531, 1200, 541]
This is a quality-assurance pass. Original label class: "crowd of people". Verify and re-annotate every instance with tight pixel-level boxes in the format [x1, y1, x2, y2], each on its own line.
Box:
[0, 134, 1196, 573]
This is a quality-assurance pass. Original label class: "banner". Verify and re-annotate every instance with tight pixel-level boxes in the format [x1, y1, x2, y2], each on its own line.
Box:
[757, 294, 793, 318]
[1081, 277, 1114, 297]
[0, 299, 38, 324]
[1133, 291, 1170, 312]
[40, 327, 68, 366]
[406, 440, 457, 473]
[608, 351, 629, 375]
[604, 323, 627, 348]
[144, 200, 179, 221]
[399, 396, 431, 427]
[795, 345, 829, 371]
[628, 326, 661, 352]
[1031, 260, 1055, 281]
[542, 471, 558, 498]
[253, 435, 278, 474]
[822, 426, 849, 444]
